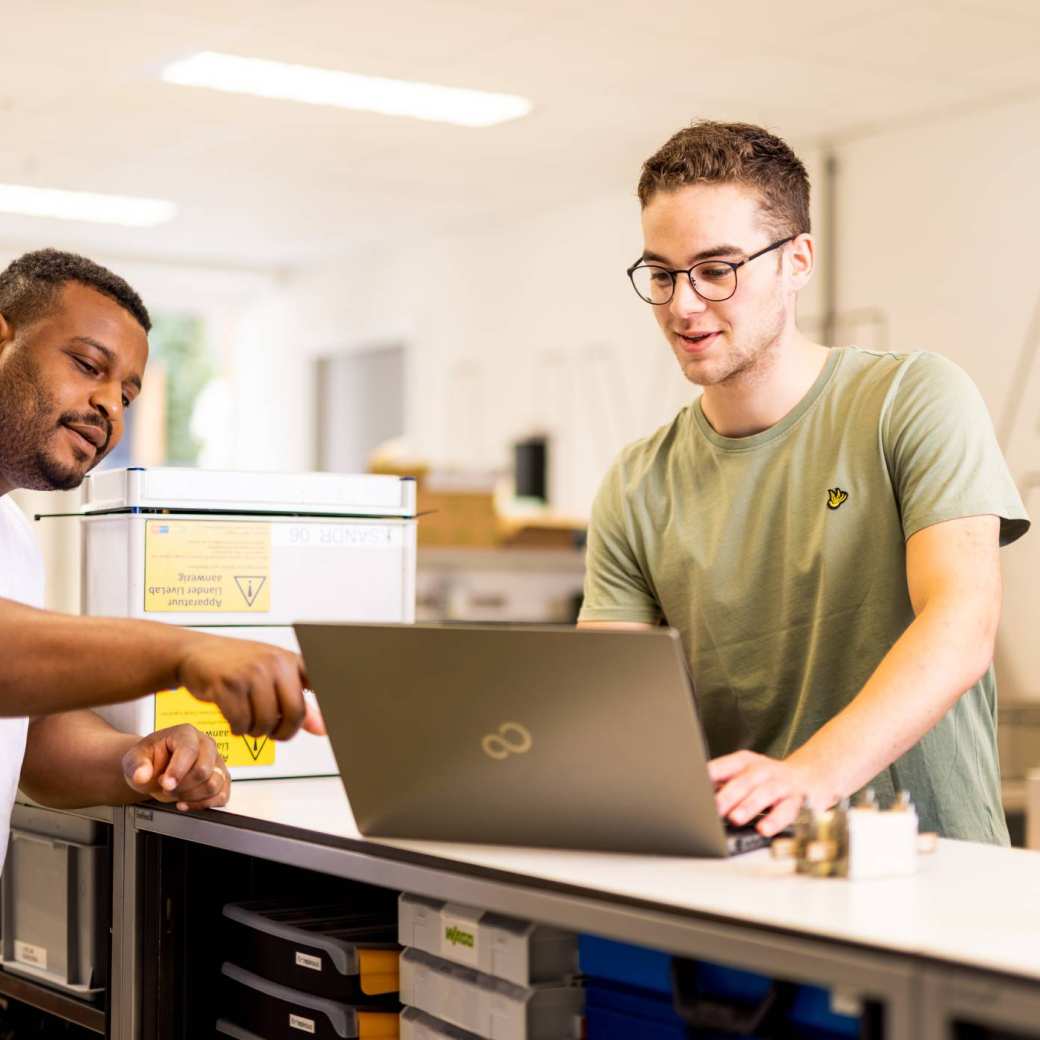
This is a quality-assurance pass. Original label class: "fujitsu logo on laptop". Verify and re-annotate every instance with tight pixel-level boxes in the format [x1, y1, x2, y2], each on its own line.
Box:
[481, 721, 533, 760]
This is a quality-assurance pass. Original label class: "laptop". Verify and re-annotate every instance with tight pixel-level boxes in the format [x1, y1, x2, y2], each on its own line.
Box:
[294, 623, 770, 857]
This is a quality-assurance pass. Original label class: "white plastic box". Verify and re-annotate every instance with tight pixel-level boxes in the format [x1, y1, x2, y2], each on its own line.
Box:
[398, 895, 577, 987]
[400, 948, 583, 1040]
[76, 468, 417, 780]
[80, 467, 416, 625]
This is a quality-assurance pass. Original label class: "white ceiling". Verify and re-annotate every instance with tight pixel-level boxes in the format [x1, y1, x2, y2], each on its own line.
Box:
[1, 0, 1039, 272]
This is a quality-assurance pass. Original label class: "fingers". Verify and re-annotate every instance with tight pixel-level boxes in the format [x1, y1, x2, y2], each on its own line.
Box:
[725, 779, 789, 827]
[711, 754, 817, 836]
[758, 795, 802, 837]
[707, 750, 758, 786]
[181, 638, 319, 741]
[270, 659, 307, 742]
[121, 736, 160, 792]
[173, 761, 231, 812]
[714, 761, 772, 818]
[303, 696, 326, 737]
[151, 726, 231, 811]
[156, 728, 206, 794]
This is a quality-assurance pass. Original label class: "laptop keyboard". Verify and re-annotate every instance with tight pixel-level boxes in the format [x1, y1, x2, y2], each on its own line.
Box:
[724, 822, 774, 855]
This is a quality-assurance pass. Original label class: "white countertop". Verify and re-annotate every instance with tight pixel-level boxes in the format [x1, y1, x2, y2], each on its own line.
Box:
[214, 777, 1040, 983]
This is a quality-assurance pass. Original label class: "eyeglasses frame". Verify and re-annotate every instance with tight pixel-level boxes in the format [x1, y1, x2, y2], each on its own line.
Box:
[626, 235, 796, 305]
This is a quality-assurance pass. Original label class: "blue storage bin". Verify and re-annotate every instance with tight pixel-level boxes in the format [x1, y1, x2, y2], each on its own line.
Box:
[673, 958, 861, 1039]
[580, 937, 863, 1039]
[586, 1004, 686, 1040]
[579, 935, 672, 993]
[586, 979, 681, 1025]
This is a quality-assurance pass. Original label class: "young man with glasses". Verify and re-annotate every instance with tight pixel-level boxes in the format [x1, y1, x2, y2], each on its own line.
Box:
[578, 122, 1030, 844]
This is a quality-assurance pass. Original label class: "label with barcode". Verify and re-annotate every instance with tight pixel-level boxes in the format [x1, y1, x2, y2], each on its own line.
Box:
[295, 950, 323, 971]
[289, 1013, 316, 1034]
[14, 941, 47, 971]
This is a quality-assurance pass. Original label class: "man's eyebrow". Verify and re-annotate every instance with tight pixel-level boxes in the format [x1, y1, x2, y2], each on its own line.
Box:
[642, 244, 745, 265]
[69, 336, 143, 391]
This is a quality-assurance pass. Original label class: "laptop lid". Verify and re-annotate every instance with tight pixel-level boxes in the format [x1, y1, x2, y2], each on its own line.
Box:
[295, 623, 729, 857]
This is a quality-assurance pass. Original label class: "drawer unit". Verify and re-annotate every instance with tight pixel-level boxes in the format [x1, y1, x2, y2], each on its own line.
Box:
[221, 962, 400, 1039]
[223, 899, 400, 1003]
[399, 948, 582, 1040]
[400, 1007, 483, 1040]
[399, 895, 577, 987]
[0, 805, 109, 998]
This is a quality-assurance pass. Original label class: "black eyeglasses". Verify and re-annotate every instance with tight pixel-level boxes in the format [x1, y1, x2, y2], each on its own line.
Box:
[627, 235, 795, 305]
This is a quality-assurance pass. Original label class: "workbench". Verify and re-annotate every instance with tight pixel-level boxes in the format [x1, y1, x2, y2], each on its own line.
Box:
[92, 777, 1040, 1039]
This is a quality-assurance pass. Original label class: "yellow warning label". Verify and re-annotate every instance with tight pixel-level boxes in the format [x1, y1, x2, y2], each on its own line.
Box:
[154, 687, 276, 767]
[144, 520, 271, 613]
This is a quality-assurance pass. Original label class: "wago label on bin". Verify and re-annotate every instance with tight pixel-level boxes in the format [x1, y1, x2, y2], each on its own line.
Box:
[154, 687, 276, 768]
[144, 520, 271, 613]
[441, 907, 481, 968]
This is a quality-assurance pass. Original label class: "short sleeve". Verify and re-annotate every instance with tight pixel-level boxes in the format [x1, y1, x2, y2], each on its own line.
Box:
[883, 353, 1030, 547]
[578, 458, 663, 624]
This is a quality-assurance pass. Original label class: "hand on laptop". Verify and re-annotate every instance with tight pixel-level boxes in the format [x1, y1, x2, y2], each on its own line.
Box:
[176, 632, 326, 740]
[709, 750, 830, 837]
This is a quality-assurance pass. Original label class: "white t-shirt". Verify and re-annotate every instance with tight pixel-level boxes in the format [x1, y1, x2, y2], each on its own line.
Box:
[0, 495, 44, 875]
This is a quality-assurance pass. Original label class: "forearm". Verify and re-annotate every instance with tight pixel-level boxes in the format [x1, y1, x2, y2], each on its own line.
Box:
[789, 597, 996, 803]
[21, 710, 146, 808]
[0, 598, 190, 716]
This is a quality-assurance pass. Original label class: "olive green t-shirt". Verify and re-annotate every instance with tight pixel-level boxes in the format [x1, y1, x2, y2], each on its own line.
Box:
[579, 348, 1030, 843]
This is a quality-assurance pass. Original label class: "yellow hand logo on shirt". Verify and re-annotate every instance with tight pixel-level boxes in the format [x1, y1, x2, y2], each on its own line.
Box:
[827, 488, 849, 510]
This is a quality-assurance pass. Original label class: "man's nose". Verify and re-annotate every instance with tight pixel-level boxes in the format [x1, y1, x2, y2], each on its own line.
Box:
[88, 380, 122, 424]
[670, 274, 707, 320]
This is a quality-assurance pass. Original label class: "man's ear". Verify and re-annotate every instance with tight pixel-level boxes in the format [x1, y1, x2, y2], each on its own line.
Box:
[0, 311, 13, 354]
[787, 233, 815, 292]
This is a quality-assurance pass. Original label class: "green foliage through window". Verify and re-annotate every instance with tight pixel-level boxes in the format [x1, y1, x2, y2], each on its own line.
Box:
[149, 313, 214, 465]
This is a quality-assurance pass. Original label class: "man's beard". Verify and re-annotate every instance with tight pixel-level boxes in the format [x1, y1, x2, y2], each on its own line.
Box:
[0, 353, 101, 491]
[713, 298, 788, 390]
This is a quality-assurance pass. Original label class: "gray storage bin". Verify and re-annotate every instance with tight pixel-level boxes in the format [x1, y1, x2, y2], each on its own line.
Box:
[0, 804, 110, 999]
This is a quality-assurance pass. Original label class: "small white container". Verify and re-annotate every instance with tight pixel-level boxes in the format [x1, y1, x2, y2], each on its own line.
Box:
[846, 807, 919, 880]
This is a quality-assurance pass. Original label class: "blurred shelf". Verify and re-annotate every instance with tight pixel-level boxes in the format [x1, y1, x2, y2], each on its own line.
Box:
[0, 968, 104, 1033]
[418, 546, 585, 573]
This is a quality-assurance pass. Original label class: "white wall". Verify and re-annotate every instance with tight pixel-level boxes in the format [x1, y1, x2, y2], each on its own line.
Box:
[834, 96, 1040, 701]
[227, 156, 827, 516]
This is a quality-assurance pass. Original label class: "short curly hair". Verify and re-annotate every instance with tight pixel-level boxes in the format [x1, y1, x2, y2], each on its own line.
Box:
[638, 121, 811, 238]
[0, 248, 151, 332]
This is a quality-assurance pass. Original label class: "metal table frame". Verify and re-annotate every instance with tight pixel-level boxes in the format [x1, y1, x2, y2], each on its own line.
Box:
[103, 803, 945, 1040]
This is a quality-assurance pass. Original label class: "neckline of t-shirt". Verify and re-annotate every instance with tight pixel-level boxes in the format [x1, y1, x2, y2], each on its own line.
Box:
[691, 346, 846, 452]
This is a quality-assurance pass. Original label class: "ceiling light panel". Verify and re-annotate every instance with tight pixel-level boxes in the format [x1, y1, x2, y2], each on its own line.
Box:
[162, 51, 532, 128]
[0, 184, 176, 227]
